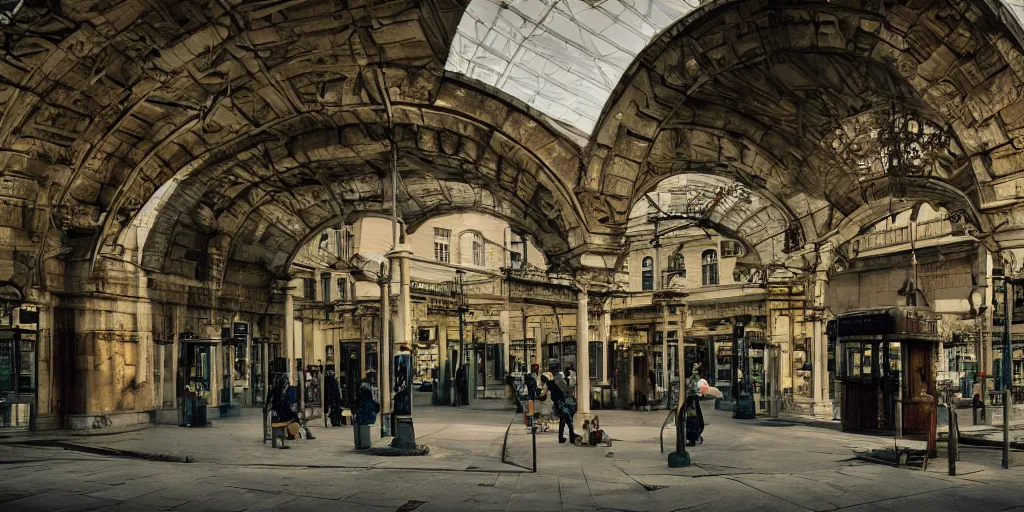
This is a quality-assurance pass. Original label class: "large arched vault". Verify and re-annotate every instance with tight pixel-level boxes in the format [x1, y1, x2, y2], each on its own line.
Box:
[582, 0, 1024, 261]
[3, 0, 1024, 296]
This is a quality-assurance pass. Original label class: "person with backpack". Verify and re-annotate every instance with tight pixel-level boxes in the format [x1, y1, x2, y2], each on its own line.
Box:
[542, 372, 578, 444]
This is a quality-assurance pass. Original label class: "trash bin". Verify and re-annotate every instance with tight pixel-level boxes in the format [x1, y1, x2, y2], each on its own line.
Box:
[354, 423, 372, 450]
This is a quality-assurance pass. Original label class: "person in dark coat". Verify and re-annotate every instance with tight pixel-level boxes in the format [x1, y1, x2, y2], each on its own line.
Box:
[524, 362, 540, 400]
[455, 364, 468, 406]
[265, 374, 300, 439]
[323, 366, 343, 427]
[542, 373, 577, 444]
[684, 366, 705, 445]
[354, 376, 380, 425]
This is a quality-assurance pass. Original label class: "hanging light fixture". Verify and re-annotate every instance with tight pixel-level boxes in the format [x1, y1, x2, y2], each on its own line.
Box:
[875, 100, 951, 198]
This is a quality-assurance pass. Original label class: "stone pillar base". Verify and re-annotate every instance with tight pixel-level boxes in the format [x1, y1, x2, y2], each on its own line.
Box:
[390, 415, 417, 450]
[810, 401, 833, 418]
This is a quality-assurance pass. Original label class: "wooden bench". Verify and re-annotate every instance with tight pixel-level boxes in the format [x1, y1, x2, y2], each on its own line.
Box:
[263, 410, 289, 449]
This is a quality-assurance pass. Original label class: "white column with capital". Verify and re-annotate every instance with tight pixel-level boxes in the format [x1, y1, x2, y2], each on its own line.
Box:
[661, 303, 670, 396]
[388, 246, 413, 416]
[499, 309, 511, 376]
[284, 284, 295, 381]
[600, 306, 611, 385]
[810, 243, 833, 418]
[577, 288, 590, 415]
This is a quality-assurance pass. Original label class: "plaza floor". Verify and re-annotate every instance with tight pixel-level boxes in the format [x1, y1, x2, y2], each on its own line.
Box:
[1, 397, 1022, 511]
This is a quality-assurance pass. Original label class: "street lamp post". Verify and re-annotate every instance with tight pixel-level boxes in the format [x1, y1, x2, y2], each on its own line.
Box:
[456, 270, 468, 407]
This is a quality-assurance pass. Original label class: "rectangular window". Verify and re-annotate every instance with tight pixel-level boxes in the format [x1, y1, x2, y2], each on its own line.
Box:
[320, 274, 331, 302]
[510, 231, 526, 269]
[303, 278, 316, 300]
[336, 278, 347, 302]
[722, 240, 741, 257]
[589, 341, 602, 382]
[434, 228, 450, 263]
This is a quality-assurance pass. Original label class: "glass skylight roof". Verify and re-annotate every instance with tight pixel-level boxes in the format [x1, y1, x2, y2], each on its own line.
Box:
[446, 0, 1024, 138]
[445, 0, 701, 135]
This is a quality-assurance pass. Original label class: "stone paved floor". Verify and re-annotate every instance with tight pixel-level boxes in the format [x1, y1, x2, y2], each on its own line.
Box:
[1, 400, 1023, 511]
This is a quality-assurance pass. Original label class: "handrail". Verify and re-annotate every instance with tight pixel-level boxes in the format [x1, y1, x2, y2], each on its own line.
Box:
[659, 408, 675, 454]
[852, 217, 955, 253]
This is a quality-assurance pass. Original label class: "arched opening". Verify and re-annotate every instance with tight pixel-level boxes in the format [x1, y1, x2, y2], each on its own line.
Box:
[641, 256, 654, 291]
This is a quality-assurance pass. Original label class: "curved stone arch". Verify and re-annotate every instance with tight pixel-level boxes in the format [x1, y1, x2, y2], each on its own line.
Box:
[824, 177, 988, 253]
[624, 172, 799, 267]
[586, 0, 1024, 253]
[127, 107, 585, 281]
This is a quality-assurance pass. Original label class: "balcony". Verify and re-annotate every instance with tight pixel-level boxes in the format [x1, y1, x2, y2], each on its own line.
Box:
[850, 217, 961, 256]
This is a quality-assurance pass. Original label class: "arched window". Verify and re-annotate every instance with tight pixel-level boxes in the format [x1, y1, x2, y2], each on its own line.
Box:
[667, 250, 685, 277]
[472, 233, 486, 266]
[641, 256, 654, 291]
[701, 249, 719, 286]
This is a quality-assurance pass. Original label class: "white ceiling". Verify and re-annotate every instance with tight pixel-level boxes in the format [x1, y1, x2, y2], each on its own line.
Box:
[446, 0, 1024, 138]
[445, 0, 701, 135]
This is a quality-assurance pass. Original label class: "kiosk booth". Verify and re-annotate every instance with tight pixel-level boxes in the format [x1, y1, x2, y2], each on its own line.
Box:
[833, 307, 939, 434]
[178, 335, 220, 427]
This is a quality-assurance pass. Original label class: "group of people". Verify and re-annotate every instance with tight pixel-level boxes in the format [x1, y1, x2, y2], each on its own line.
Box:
[522, 362, 580, 444]
[265, 366, 381, 444]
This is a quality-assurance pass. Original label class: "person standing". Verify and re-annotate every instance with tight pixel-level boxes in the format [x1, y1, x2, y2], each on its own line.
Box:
[323, 366, 342, 427]
[542, 373, 578, 444]
[455, 364, 467, 406]
[684, 365, 705, 446]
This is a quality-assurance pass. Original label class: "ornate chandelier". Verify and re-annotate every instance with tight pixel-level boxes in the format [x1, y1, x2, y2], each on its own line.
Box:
[875, 101, 951, 198]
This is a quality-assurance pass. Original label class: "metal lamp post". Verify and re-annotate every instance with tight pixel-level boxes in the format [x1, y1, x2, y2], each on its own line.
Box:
[456, 270, 469, 407]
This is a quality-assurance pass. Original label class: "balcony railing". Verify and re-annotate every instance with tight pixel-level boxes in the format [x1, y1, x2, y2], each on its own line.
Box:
[851, 217, 955, 254]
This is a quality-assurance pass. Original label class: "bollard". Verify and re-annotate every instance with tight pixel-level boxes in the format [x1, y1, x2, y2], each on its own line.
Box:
[973, 393, 986, 425]
[531, 425, 537, 473]
[948, 408, 958, 476]
[927, 406, 938, 459]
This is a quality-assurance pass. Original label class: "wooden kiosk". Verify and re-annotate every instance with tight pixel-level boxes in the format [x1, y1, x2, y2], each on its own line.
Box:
[833, 307, 939, 434]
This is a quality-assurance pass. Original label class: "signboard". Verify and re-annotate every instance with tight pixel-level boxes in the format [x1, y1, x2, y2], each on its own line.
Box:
[835, 313, 896, 337]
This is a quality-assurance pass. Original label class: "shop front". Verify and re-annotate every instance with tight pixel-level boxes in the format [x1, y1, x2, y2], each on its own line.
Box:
[0, 306, 37, 430]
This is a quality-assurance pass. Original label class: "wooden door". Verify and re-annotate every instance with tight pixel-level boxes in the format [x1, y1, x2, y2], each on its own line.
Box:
[903, 342, 937, 434]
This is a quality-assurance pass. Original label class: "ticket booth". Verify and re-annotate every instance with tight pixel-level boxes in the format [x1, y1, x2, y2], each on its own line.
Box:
[0, 328, 36, 430]
[178, 336, 220, 427]
[835, 307, 939, 435]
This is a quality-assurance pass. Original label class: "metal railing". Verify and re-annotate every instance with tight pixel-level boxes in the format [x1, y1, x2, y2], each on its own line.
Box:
[852, 217, 954, 254]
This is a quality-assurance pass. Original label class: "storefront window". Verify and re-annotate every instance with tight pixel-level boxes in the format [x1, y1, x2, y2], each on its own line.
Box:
[841, 342, 877, 381]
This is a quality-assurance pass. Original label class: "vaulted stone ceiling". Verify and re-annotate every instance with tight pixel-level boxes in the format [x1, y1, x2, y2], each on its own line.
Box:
[584, 0, 1024, 260]
[3, 0, 1024, 299]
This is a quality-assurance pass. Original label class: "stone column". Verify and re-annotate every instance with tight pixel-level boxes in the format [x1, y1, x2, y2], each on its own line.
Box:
[379, 278, 392, 418]
[577, 286, 591, 415]
[535, 321, 544, 370]
[678, 303, 688, 410]
[284, 285, 295, 381]
[438, 315, 449, 405]
[810, 243, 833, 418]
[661, 303, 670, 395]
[979, 246, 994, 399]
[600, 306, 611, 385]
[499, 309, 511, 376]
